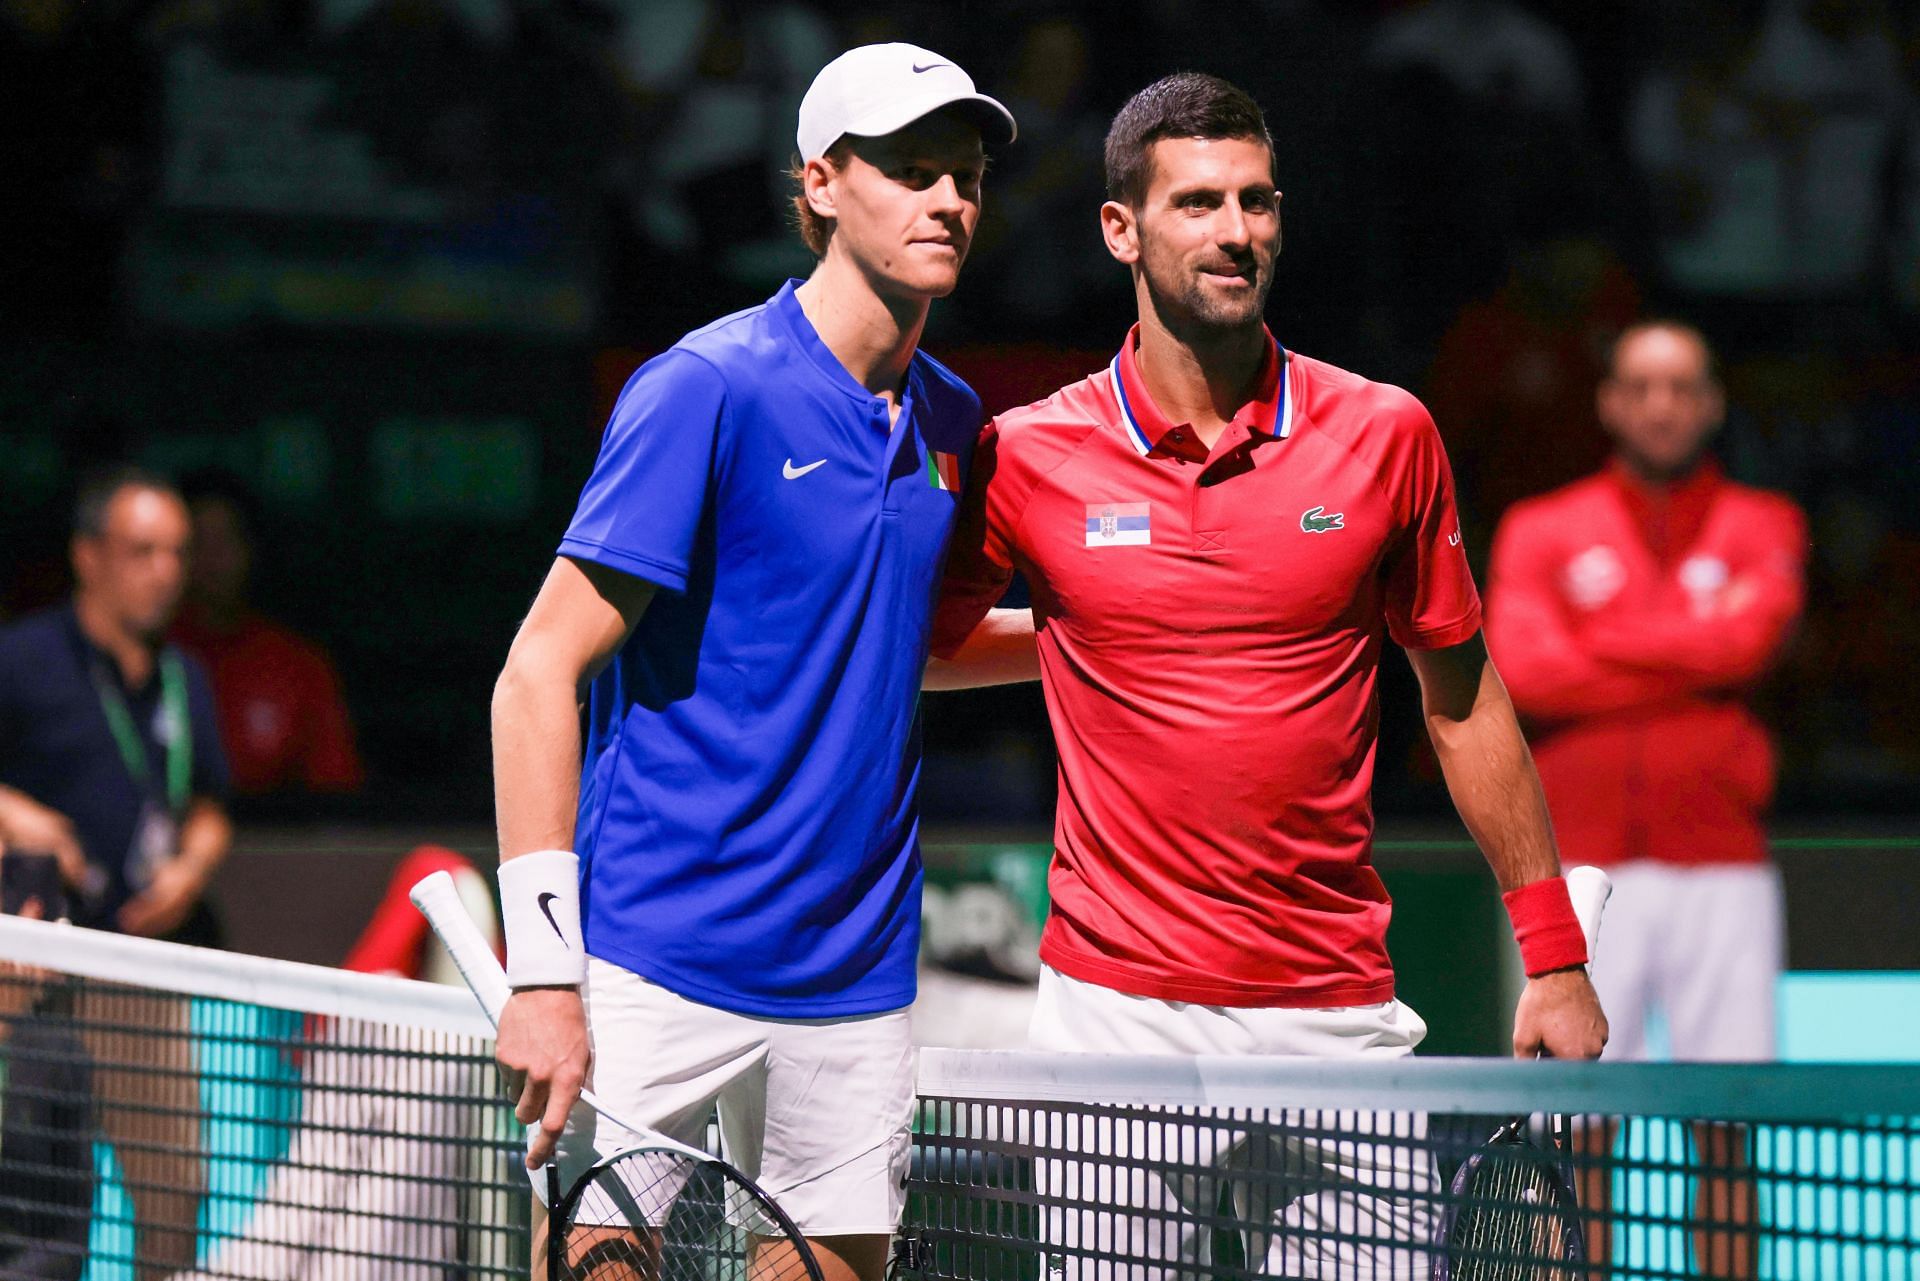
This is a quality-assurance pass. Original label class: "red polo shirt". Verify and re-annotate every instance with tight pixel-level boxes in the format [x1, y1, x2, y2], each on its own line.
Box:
[932, 328, 1482, 1007]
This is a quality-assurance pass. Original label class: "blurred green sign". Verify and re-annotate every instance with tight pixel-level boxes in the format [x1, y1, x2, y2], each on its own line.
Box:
[371, 417, 538, 520]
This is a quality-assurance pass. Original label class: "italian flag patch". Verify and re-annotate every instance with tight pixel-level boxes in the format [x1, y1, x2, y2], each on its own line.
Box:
[927, 450, 961, 492]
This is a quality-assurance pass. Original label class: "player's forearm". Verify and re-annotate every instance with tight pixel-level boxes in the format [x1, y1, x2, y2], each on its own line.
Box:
[924, 608, 1041, 690]
[173, 800, 233, 886]
[491, 648, 586, 858]
[1418, 645, 1561, 891]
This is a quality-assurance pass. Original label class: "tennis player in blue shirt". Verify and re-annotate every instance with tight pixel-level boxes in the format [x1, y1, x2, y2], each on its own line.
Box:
[487, 43, 1015, 1281]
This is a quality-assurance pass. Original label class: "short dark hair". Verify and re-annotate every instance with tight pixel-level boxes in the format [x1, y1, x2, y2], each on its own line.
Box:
[787, 139, 855, 258]
[72, 465, 179, 540]
[1609, 319, 1720, 385]
[1104, 72, 1275, 208]
[179, 467, 264, 539]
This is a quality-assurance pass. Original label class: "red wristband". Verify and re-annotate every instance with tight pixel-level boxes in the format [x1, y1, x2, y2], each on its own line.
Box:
[1502, 876, 1588, 977]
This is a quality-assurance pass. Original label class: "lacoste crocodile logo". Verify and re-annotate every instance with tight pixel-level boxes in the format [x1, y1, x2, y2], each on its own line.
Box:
[1300, 506, 1345, 534]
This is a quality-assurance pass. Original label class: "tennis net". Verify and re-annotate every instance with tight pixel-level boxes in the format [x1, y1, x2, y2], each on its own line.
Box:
[1, 914, 1914, 1281]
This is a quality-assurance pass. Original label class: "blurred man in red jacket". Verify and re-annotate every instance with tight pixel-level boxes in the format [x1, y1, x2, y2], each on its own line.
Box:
[1486, 320, 1806, 1275]
[170, 472, 365, 801]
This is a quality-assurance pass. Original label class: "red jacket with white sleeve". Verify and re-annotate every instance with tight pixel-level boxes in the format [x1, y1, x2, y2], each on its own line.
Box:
[1485, 460, 1808, 865]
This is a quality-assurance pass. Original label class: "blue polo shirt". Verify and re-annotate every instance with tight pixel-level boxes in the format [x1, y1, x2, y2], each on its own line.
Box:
[559, 280, 981, 1016]
[0, 604, 228, 930]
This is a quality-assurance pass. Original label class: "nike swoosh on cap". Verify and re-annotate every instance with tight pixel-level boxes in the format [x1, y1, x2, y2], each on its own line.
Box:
[783, 458, 827, 479]
[911, 62, 950, 74]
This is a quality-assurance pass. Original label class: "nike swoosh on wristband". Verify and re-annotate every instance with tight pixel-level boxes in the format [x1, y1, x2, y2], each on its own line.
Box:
[536, 892, 568, 944]
[911, 62, 950, 74]
[783, 458, 827, 479]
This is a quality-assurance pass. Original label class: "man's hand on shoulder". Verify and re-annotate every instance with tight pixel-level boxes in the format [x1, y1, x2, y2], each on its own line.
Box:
[498, 985, 591, 1168]
[1513, 967, 1608, 1060]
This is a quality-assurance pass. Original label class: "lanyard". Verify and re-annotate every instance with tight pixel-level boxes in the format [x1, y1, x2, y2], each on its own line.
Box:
[92, 651, 192, 813]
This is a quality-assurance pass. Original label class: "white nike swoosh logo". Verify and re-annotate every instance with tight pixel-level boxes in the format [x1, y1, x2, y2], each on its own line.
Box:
[783, 458, 827, 479]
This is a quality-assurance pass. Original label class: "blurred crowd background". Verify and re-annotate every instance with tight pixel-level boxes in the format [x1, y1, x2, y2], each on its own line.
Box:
[6, 0, 1919, 825]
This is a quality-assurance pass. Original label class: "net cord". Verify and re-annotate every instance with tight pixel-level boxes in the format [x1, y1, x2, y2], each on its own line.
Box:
[3, 915, 1915, 1123]
[0, 912, 489, 1037]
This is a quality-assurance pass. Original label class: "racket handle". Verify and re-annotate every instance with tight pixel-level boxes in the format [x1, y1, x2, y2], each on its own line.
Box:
[410, 870, 511, 1026]
[411, 869, 697, 1164]
[1566, 865, 1611, 971]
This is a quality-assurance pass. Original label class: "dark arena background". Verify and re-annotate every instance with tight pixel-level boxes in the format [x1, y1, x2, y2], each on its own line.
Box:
[4, 3, 1920, 1273]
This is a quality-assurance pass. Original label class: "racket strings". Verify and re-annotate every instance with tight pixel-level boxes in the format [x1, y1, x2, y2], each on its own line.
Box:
[556, 1150, 816, 1281]
[1448, 1140, 1581, 1281]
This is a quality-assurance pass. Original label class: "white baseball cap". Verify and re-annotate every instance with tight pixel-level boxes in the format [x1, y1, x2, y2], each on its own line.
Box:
[796, 43, 1017, 162]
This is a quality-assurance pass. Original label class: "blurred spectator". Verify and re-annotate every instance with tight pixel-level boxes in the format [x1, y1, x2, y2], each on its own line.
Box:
[1362, 1, 1605, 373]
[172, 471, 367, 802]
[0, 467, 227, 1279]
[597, 0, 832, 327]
[957, 14, 1116, 338]
[1426, 233, 1642, 540]
[1369, 0, 1584, 116]
[1487, 320, 1807, 1273]
[1627, 0, 1914, 300]
[1743, 0, 1914, 296]
[0, 467, 232, 942]
[1487, 321, 1806, 1064]
[0, 897, 95, 1280]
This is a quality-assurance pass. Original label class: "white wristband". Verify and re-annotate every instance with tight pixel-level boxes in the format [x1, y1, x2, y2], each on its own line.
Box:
[497, 849, 587, 988]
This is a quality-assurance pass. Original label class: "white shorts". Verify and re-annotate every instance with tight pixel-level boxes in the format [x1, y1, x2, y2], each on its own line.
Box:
[1029, 965, 1430, 1058]
[1029, 966, 1439, 1281]
[554, 957, 915, 1237]
[1589, 861, 1783, 1062]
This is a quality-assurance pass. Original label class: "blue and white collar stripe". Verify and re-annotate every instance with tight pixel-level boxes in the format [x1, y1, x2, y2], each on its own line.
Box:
[1112, 339, 1292, 455]
[1275, 342, 1293, 440]
[1109, 354, 1154, 456]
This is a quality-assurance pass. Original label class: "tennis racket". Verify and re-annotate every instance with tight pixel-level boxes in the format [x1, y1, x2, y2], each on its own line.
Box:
[1432, 865, 1611, 1281]
[410, 870, 826, 1281]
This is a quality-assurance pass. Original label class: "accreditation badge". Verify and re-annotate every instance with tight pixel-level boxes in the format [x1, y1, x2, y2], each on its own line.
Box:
[128, 800, 179, 892]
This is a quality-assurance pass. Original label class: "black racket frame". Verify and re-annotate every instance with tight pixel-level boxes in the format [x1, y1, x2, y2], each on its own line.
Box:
[1431, 1113, 1587, 1281]
[546, 1145, 830, 1281]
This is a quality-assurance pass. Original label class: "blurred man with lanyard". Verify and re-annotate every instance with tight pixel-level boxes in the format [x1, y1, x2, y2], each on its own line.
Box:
[488, 44, 1014, 1279]
[0, 466, 232, 1280]
[0, 467, 230, 941]
[928, 73, 1605, 1279]
[1486, 320, 1807, 1274]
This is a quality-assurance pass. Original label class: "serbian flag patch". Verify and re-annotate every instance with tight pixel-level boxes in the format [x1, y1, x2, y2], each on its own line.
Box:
[1085, 502, 1151, 547]
[927, 450, 962, 492]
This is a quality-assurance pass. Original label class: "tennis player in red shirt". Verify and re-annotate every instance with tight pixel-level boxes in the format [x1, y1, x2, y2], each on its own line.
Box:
[929, 73, 1604, 1280]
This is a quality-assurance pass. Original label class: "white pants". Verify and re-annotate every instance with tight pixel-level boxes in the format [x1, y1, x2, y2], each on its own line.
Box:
[556, 957, 916, 1237]
[1589, 862, 1783, 1061]
[1028, 967, 1439, 1281]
